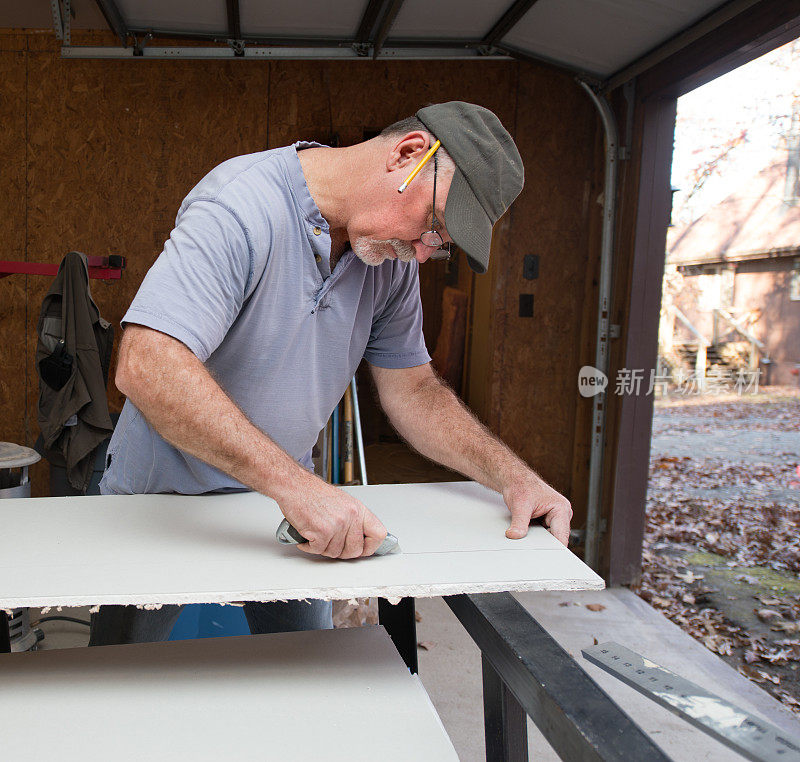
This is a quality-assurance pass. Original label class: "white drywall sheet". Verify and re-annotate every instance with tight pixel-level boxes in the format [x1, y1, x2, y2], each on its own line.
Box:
[0, 481, 603, 608]
[0, 625, 458, 761]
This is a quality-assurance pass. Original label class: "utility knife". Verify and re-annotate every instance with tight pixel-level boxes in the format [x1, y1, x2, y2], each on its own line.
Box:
[276, 519, 400, 556]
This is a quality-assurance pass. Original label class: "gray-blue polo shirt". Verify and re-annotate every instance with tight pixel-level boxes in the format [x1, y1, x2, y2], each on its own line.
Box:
[100, 142, 430, 496]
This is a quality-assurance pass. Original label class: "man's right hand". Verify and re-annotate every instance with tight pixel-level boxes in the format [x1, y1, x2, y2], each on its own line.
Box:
[277, 476, 387, 559]
[115, 326, 386, 557]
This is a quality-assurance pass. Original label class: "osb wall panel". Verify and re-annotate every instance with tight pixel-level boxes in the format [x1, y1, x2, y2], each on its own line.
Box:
[0, 50, 28, 449]
[0, 31, 30, 52]
[2, 31, 270, 494]
[489, 62, 602, 498]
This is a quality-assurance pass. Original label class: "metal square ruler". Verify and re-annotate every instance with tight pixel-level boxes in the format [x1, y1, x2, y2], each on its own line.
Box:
[583, 642, 800, 762]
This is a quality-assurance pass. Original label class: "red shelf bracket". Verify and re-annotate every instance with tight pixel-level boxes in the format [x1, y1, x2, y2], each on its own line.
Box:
[0, 256, 126, 281]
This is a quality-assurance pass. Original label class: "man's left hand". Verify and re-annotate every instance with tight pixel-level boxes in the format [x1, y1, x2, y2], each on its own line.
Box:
[503, 474, 572, 546]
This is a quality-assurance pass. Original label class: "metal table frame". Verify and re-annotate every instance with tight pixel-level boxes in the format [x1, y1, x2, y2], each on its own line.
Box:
[0, 612, 9, 653]
[378, 593, 670, 762]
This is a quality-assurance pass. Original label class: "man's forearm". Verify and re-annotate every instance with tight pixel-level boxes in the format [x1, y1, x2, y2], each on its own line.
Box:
[373, 363, 572, 544]
[116, 325, 309, 501]
[381, 372, 532, 493]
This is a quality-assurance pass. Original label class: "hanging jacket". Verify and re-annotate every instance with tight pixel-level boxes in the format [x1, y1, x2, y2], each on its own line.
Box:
[36, 251, 114, 493]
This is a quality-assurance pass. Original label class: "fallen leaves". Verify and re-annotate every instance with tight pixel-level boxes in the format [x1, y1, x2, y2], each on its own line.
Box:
[637, 393, 800, 714]
[771, 621, 800, 634]
[585, 604, 606, 612]
[645, 460, 800, 574]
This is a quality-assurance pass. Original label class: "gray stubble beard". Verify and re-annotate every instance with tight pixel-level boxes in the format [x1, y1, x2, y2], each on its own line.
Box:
[351, 237, 416, 266]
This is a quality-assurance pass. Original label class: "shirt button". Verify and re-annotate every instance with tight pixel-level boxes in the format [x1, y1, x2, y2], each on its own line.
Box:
[313, 226, 322, 236]
[315, 254, 321, 262]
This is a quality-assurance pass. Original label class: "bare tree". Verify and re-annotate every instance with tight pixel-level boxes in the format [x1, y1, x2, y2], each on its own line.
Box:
[671, 38, 800, 224]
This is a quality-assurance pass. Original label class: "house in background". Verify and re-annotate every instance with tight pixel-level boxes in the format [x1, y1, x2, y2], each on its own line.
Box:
[664, 143, 800, 386]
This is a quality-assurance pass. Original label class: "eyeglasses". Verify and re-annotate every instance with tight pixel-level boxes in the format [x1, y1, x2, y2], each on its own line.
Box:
[419, 155, 451, 260]
[398, 140, 451, 262]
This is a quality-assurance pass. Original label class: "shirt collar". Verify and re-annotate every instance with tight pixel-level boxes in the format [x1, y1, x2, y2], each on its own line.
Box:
[284, 141, 330, 232]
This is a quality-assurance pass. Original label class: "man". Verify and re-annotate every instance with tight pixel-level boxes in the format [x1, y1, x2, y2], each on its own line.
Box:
[90, 102, 572, 646]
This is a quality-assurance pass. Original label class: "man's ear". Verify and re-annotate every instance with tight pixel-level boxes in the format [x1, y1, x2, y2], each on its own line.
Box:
[386, 132, 430, 172]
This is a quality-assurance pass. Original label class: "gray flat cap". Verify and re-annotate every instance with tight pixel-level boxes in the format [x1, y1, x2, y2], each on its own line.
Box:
[417, 102, 524, 273]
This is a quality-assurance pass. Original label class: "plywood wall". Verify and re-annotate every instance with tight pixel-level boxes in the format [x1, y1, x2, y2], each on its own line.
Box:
[0, 30, 602, 511]
[0, 49, 28, 453]
[1, 31, 273, 494]
[487, 63, 601, 494]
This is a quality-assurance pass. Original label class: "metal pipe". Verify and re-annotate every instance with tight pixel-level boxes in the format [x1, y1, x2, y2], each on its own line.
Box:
[350, 376, 368, 486]
[578, 80, 619, 573]
[331, 404, 340, 485]
[320, 421, 330, 484]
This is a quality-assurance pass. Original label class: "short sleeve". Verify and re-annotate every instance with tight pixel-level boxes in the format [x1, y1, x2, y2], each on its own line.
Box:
[364, 261, 431, 369]
[122, 200, 261, 361]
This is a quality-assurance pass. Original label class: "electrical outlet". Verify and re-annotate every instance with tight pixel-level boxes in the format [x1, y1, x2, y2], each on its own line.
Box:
[523, 254, 539, 280]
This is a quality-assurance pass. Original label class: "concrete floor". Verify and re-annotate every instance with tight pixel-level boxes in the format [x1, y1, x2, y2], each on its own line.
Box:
[28, 590, 800, 761]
